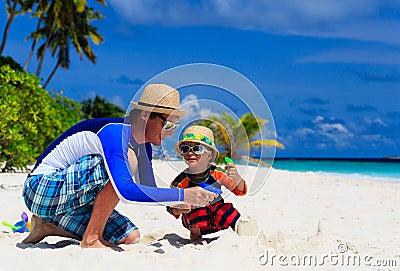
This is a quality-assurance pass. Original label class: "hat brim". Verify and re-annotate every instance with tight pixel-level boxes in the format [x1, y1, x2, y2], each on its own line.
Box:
[131, 102, 187, 117]
[174, 140, 219, 161]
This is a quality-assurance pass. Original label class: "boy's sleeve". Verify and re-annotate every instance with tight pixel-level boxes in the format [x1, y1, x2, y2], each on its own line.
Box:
[215, 171, 247, 196]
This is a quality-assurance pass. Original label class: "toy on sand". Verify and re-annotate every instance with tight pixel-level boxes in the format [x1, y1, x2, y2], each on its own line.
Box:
[2, 212, 31, 233]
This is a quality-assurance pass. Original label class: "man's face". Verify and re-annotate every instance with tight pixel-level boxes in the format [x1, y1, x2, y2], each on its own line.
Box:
[145, 113, 179, 146]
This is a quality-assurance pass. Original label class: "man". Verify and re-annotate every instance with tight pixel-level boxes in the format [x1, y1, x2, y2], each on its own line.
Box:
[22, 84, 216, 249]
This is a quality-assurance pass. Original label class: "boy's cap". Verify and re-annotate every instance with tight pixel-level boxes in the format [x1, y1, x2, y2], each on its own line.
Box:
[131, 84, 187, 117]
[174, 125, 219, 160]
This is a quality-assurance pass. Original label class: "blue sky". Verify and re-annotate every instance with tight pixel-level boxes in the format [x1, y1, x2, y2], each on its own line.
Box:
[1, 0, 400, 158]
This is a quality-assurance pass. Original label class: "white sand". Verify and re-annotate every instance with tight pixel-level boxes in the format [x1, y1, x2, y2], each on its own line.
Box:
[1, 160, 399, 271]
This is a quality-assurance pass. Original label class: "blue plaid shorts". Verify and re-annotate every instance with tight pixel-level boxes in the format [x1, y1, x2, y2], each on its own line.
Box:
[22, 154, 138, 244]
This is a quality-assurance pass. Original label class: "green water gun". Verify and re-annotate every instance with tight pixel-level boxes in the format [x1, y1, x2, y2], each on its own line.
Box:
[224, 157, 234, 164]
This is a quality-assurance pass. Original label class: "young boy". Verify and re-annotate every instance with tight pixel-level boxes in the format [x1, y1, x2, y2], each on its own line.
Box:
[167, 125, 247, 242]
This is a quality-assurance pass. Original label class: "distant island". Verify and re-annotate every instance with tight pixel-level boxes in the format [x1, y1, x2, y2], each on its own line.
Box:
[384, 156, 400, 160]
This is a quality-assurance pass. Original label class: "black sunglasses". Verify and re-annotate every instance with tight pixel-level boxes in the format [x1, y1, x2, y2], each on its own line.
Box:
[157, 115, 179, 131]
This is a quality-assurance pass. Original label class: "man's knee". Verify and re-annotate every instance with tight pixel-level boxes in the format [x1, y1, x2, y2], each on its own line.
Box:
[119, 229, 140, 245]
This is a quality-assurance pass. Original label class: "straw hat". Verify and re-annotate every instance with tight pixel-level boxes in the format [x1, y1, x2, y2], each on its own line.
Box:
[131, 84, 187, 117]
[174, 125, 219, 160]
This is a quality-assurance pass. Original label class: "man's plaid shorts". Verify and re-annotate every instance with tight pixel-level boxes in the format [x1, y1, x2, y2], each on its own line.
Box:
[22, 154, 137, 244]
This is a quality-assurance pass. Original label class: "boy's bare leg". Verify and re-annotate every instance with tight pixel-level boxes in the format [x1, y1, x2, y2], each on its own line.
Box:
[80, 181, 120, 249]
[190, 227, 206, 245]
[22, 215, 77, 244]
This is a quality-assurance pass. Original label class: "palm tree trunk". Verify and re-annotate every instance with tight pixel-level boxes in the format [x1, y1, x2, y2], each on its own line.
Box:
[43, 60, 60, 89]
[0, 1, 18, 55]
[24, 18, 43, 71]
[35, 0, 57, 77]
[35, 39, 49, 76]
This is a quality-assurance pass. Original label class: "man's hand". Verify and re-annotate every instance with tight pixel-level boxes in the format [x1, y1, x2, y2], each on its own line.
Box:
[183, 187, 217, 206]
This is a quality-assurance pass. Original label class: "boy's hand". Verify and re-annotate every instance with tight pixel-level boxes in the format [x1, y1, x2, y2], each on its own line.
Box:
[170, 207, 191, 216]
[225, 163, 243, 186]
[170, 203, 191, 214]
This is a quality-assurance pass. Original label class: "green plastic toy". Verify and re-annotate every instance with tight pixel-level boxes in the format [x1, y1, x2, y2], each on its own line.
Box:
[2, 212, 31, 233]
[224, 157, 234, 164]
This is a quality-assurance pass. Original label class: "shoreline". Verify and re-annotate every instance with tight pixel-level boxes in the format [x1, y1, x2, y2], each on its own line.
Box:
[274, 168, 400, 184]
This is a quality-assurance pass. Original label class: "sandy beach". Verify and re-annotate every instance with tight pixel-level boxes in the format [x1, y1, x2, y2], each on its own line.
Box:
[1, 160, 399, 271]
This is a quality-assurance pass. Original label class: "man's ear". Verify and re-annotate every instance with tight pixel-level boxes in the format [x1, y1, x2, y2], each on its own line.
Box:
[140, 110, 150, 121]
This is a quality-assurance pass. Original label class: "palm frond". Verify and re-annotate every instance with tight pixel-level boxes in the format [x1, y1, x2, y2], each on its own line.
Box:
[241, 155, 272, 167]
[249, 139, 285, 149]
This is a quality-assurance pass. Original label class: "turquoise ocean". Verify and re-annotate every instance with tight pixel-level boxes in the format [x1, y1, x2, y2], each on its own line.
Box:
[269, 158, 400, 183]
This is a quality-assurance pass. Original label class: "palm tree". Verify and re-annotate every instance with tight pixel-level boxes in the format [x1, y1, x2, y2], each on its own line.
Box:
[42, 26, 69, 88]
[42, 6, 104, 88]
[196, 112, 284, 164]
[0, 0, 35, 55]
[34, 0, 60, 76]
[24, 0, 48, 70]
[34, 0, 105, 78]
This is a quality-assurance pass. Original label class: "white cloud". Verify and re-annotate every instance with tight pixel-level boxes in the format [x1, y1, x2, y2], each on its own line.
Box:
[180, 94, 219, 121]
[320, 123, 349, 134]
[315, 143, 327, 149]
[108, 0, 400, 45]
[181, 94, 200, 108]
[313, 115, 324, 123]
[181, 94, 200, 120]
[364, 117, 388, 127]
[298, 48, 400, 65]
[109, 95, 125, 108]
[85, 90, 97, 99]
[361, 134, 395, 148]
[295, 127, 315, 137]
[296, 115, 355, 148]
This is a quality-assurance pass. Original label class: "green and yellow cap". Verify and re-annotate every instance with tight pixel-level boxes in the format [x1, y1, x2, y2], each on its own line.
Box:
[174, 125, 219, 160]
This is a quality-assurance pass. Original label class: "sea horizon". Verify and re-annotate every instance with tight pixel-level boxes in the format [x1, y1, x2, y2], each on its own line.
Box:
[270, 157, 400, 182]
[157, 156, 400, 182]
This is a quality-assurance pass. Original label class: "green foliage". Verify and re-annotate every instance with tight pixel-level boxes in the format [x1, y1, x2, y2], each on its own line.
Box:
[0, 55, 23, 71]
[31, 0, 106, 83]
[0, 65, 81, 171]
[81, 95, 125, 119]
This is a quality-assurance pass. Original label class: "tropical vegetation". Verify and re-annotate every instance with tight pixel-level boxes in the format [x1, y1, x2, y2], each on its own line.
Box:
[196, 112, 285, 164]
[0, 1, 120, 171]
[0, 63, 81, 171]
[81, 95, 125, 119]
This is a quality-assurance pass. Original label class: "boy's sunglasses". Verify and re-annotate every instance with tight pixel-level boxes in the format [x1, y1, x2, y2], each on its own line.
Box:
[180, 144, 206, 155]
[157, 115, 179, 131]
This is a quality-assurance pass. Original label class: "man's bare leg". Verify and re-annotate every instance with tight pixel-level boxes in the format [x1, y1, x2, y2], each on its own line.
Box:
[22, 215, 77, 244]
[117, 229, 141, 245]
[80, 181, 120, 249]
